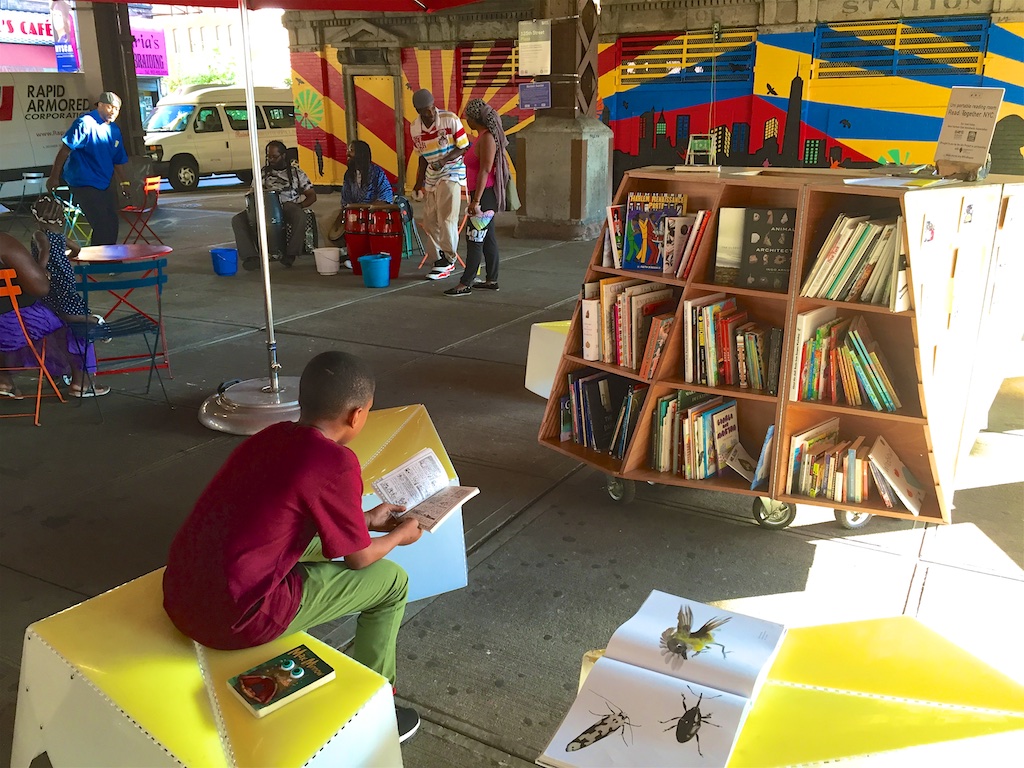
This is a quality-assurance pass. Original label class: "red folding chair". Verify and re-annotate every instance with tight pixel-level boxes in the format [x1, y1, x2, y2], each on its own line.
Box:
[119, 176, 164, 244]
[0, 269, 65, 425]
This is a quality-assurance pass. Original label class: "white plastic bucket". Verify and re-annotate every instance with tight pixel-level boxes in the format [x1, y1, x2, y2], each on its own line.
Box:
[313, 247, 341, 275]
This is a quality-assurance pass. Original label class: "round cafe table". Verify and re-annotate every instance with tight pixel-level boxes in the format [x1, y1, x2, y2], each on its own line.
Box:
[74, 243, 172, 263]
[73, 242, 173, 376]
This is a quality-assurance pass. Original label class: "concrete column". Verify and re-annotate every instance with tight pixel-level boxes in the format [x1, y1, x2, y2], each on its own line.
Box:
[514, 0, 612, 241]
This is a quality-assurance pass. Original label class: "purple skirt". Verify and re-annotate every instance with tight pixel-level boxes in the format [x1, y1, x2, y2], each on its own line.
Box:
[0, 303, 96, 375]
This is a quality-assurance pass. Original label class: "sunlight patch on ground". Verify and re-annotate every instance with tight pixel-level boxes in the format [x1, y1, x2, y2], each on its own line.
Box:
[956, 431, 1024, 490]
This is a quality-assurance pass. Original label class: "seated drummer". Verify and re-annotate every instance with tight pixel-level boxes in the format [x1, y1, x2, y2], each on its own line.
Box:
[234, 140, 316, 270]
[328, 140, 394, 269]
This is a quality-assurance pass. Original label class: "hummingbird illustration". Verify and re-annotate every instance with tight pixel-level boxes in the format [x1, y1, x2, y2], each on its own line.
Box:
[660, 606, 731, 663]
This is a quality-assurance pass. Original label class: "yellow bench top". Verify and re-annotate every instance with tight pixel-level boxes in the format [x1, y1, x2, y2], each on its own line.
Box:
[29, 568, 389, 768]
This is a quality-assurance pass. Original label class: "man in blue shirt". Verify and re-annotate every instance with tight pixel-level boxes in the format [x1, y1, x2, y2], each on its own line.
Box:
[46, 91, 131, 246]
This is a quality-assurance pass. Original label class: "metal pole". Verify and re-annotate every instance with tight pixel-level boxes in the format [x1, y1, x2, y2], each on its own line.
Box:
[238, 0, 281, 392]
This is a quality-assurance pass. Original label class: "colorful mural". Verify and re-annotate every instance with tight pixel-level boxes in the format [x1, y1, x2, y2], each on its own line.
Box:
[290, 16, 1023, 192]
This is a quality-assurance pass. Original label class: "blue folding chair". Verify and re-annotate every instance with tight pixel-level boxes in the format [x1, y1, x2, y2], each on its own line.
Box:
[71, 258, 170, 407]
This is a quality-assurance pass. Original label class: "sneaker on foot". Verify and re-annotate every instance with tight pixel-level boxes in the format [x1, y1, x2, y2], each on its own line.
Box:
[475, 281, 500, 291]
[396, 706, 420, 743]
[426, 261, 456, 280]
[343, 259, 352, 270]
[443, 284, 473, 296]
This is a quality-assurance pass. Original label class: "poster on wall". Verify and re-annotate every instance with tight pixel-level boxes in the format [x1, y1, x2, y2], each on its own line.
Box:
[50, 0, 80, 73]
[130, 20, 169, 77]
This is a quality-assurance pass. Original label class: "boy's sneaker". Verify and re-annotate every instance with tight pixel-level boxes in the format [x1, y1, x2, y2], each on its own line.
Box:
[426, 255, 455, 280]
[396, 706, 421, 743]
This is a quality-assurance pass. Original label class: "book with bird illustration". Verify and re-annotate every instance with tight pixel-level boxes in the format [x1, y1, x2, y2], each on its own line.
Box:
[537, 589, 786, 768]
[227, 644, 335, 718]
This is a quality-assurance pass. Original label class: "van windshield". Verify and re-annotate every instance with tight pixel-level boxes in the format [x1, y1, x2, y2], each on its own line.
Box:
[145, 104, 195, 133]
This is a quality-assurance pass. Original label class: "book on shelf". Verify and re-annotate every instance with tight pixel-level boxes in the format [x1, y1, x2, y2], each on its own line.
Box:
[700, 296, 737, 387]
[751, 425, 774, 491]
[789, 306, 836, 400]
[735, 207, 796, 293]
[371, 447, 480, 533]
[663, 215, 696, 276]
[723, 441, 756, 482]
[682, 293, 726, 384]
[601, 227, 614, 267]
[785, 417, 840, 496]
[677, 209, 712, 280]
[868, 461, 897, 508]
[537, 590, 786, 768]
[609, 383, 649, 459]
[559, 396, 572, 442]
[713, 208, 745, 286]
[580, 297, 600, 362]
[599, 277, 642, 364]
[606, 204, 626, 268]
[868, 435, 928, 515]
[638, 313, 675, 381]
[800, 215, 871, 299]
[765, 326, 784, 396]
[621, 192, 688, 272]
[718, 310, 749, 386]
[227, 644, 335, 718]
[710, 400, 739, 478]
[627, 287, 674, 369]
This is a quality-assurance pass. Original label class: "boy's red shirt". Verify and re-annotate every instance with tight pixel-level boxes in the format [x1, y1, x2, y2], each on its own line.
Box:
[163, 422, 370, 649]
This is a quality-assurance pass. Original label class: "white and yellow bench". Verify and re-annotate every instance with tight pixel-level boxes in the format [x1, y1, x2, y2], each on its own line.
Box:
[12, 568, 403, 768]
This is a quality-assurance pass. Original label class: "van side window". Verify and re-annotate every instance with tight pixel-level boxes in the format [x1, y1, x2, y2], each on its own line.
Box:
[224, 106, 267, 131]
[194, 107, 223, 133]
[265, 106, 296, 129]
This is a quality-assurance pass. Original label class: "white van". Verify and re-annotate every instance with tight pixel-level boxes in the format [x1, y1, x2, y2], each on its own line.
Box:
[143, 85, 297, 191]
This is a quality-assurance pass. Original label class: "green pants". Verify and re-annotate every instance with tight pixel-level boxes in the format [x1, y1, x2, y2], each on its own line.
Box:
[285, 537, 408, 685]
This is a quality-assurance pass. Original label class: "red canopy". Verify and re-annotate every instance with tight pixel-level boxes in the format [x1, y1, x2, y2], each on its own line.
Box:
[89, 0, 479, 10]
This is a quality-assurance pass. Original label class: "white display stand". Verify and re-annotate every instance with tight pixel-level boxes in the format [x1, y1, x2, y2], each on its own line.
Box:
[525, 321, 570, 398]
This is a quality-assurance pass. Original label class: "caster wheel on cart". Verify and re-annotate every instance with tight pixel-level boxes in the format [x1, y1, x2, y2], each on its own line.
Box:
[753, 497, 796, 529]
[834, 509, 873, 530]
[606, 476, 636, 504]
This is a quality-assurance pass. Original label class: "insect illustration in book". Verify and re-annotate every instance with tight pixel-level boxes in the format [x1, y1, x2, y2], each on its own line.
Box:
[661, 686, 720, 757]
[660, 604, 732, 664]
[565, 693, 639, 752]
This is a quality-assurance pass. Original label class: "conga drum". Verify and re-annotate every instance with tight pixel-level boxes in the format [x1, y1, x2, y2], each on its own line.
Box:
[344, 203, 372, 270]
[367, 203, 403, 278]
[245, 190, 285, 256]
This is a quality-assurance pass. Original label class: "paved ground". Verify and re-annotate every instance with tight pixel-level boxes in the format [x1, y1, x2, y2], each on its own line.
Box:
[1, 183, 1022, 767]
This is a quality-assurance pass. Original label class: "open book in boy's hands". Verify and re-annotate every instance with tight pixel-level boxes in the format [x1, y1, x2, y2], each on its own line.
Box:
[538, 590, 786, 768]
[371, 447, 479, 533]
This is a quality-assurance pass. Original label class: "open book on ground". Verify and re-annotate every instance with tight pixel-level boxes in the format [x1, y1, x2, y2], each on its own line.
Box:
[370, 447, 479, 533]
[538, 590, 786, 768]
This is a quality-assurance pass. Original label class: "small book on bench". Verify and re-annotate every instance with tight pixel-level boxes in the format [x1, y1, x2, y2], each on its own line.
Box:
[228, 644, 335, 718]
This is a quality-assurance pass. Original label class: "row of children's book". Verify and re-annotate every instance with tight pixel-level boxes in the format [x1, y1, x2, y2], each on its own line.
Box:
[682, 293, 783, 395]
[800, 214, 910, 310]
[786, 418, 928, 514]
[792, 307, 902, 412]
[581, 278, 676, 380]
[649, 391, 773, 490]
[560, 370, 648, 460]
[604, 193, 703, 276]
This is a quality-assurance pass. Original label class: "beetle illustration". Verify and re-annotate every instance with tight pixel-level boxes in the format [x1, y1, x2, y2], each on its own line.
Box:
[660, 605, 731, 663]
[661, 686, 720, 756]
[565, 695, 638, 752]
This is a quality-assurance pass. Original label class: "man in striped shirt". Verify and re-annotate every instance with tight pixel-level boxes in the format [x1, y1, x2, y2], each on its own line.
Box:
[410, 89, 469, 280]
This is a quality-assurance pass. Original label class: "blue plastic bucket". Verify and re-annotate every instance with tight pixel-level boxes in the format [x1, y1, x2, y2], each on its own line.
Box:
[358, 254, 391, 288]
[210, 247, 238, 276]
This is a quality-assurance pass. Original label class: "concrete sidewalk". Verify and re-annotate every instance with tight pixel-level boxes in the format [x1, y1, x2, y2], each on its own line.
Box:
[2, 185, 1022, 767]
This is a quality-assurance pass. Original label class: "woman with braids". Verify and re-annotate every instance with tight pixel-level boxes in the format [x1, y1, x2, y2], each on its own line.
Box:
[443, 98, 508, 296]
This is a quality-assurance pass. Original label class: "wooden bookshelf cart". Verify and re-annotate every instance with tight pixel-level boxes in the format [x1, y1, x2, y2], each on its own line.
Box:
[537, 167, 1014, 529]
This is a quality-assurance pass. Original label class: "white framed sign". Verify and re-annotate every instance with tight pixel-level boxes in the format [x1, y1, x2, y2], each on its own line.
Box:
[933, 87, 1004, 172]
[518, 20, 551, 77]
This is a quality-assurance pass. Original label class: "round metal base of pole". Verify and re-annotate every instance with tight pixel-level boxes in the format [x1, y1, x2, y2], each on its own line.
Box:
[198, 376, 301, 435]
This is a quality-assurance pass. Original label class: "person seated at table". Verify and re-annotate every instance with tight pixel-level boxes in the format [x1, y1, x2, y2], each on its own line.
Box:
[30, 197, 101, 325]
[234, 140, 317, 271]
[327, 140, 394, 269]
[162, 350, 424, 742]
[0, 232, 108, 398]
